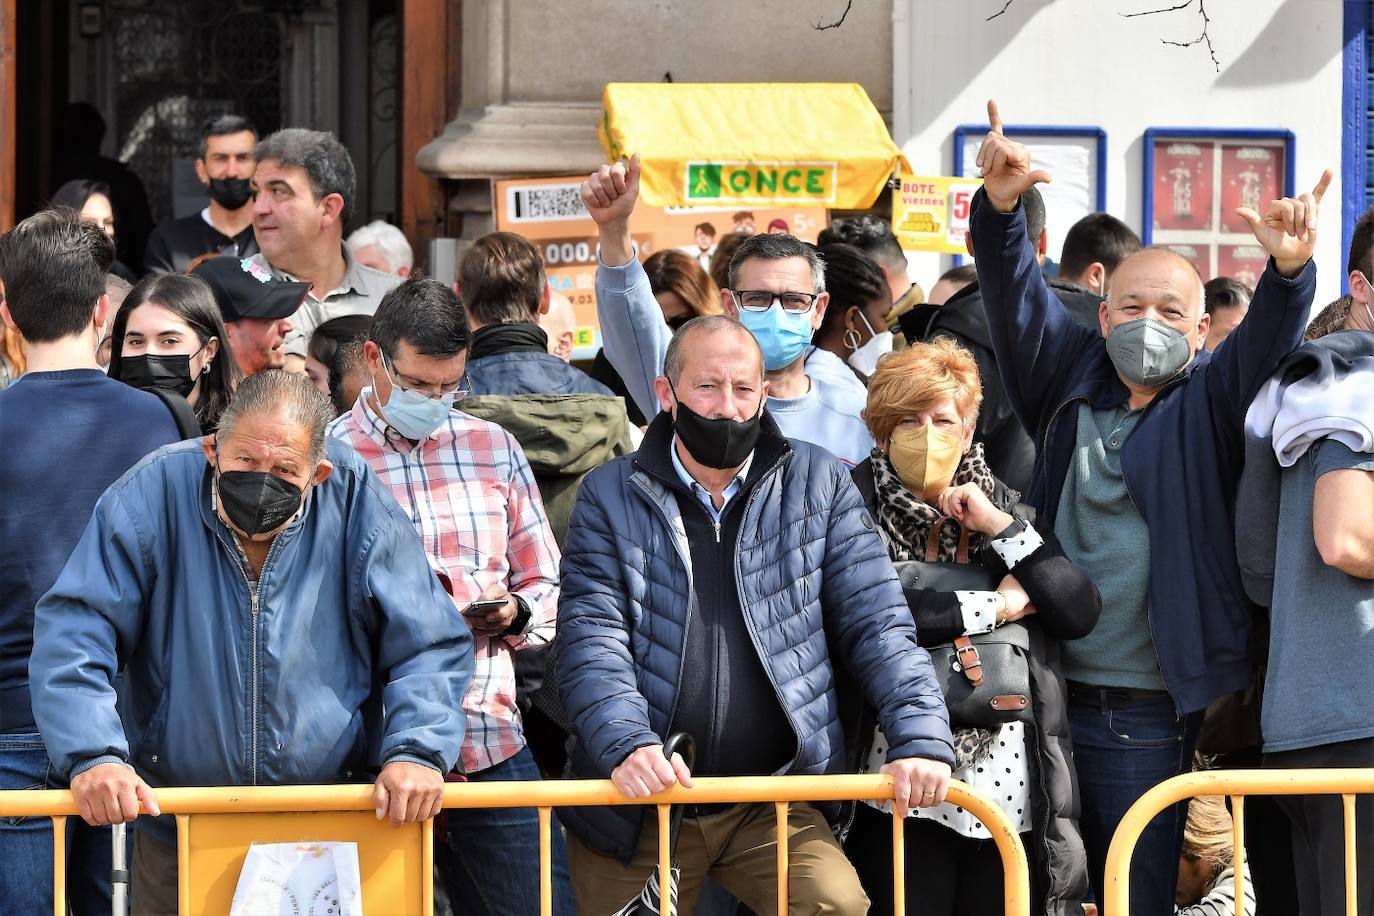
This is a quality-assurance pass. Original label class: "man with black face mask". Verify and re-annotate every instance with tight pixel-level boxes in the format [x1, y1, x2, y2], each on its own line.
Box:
[143, 115, 260, 274]
[971, 98, 1328, 914]
[28, 369, 472, 914]
[556, 316, 954, 914]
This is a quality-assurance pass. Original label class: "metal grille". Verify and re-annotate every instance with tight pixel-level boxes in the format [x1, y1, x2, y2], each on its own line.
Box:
[106, 0, 294, 224]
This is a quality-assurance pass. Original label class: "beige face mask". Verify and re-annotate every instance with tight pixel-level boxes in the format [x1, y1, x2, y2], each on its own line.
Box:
[887, 424, 963, 498]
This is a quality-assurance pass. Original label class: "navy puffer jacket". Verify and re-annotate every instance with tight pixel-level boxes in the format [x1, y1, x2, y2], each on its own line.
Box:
[556, 412, 954, 861]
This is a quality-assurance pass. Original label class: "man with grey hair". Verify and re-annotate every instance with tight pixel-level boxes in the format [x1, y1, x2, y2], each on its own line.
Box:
[29, 369, 473, 913]
[347, 219, 413, 277]
[557, 314, 953, 912]
[584, 155, 873, 466]
[248, 128, 400, 372]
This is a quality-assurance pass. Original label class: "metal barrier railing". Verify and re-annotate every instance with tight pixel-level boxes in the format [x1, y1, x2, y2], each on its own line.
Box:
[0, 774, 1031, 916]
[1104, 767, 1374, 916]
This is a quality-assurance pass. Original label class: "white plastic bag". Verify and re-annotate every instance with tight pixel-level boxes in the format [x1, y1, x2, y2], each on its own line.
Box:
[229, 841, 364, 916]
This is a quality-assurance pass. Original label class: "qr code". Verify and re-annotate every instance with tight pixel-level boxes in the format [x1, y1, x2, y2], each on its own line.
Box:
[506, 184, 588, 222]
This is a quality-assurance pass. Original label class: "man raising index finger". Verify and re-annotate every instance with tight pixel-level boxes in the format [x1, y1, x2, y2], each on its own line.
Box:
[967, 98, 1323, 912]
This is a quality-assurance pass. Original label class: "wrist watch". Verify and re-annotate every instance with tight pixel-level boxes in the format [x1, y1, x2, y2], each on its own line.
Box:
[502, 599, 533, 637]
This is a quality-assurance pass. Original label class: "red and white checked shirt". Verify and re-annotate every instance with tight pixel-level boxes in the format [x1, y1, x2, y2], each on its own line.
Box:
[328, 391, 560, 773]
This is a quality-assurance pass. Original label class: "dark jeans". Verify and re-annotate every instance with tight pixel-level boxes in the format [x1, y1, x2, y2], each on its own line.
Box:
[438, 745, 576, 915]
[1068, 690, 1202, 916]
[0, 732, 113, 915]
[1264, 738, 1374, 916]
[844, 801, 1029, 916]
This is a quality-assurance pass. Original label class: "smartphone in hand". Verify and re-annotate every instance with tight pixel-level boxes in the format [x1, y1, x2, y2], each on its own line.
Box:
[462, 598, 507, 617]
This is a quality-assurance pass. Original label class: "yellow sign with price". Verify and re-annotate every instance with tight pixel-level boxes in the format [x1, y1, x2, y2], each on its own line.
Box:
[892, 175, 984, 254]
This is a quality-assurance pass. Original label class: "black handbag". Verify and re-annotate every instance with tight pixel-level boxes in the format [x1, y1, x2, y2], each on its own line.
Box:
[894, 517, 1033, 728]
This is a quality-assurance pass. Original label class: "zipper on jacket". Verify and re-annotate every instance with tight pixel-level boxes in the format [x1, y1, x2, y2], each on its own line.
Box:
[1116, 374, 1187, 704]
[628, 475, 698, 739]
[213, 528, 286, 787]
[729, 453, 798, 766]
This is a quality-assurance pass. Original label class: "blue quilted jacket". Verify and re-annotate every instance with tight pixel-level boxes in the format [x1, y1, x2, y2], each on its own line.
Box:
[556, 413, 954, 860]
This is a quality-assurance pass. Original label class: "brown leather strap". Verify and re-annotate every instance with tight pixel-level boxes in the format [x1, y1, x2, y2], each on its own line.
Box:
[925, 517, 947, 562]
[953, 636, 984, 687]
[989, 695, 1029, 711]
[925, 517, 972, 564]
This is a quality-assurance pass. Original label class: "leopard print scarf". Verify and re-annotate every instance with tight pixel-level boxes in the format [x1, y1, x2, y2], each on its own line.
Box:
[870, 442, 1013, 562]
[871, 442, 1018, 770]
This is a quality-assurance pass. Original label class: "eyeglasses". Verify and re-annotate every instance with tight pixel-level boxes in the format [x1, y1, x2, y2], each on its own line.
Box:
[382, 355, 471, 400]
[731, 290, 820, 314]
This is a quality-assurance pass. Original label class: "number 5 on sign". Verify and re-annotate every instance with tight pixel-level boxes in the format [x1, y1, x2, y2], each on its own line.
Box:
[892, 175, 984, 254]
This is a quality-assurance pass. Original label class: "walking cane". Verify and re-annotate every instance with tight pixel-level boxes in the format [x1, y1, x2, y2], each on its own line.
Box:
[112, 822, 130, 916]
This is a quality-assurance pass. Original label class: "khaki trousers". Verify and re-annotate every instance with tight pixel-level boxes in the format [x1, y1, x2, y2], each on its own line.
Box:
[566, 802, 869, 915]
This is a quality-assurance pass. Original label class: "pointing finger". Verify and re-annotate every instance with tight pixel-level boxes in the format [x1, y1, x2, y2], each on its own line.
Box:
[987, 99, 1003, 134]
[1311, 168, 1332, 203]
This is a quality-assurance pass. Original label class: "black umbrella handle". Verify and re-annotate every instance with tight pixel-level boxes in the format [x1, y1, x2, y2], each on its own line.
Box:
[662, 732, 696, 853]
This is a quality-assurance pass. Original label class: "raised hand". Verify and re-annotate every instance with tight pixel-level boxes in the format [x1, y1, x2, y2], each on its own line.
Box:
[974, 100, 1052, 213]
[1234, 169, 1332, 278]
[580, 153, 642, 228]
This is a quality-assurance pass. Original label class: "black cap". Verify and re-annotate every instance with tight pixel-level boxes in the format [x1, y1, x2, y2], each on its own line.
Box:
[192, 256, 310, 323]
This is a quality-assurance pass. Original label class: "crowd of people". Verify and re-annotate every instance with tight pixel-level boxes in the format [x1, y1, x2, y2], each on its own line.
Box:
[0, 97, 1369, 916]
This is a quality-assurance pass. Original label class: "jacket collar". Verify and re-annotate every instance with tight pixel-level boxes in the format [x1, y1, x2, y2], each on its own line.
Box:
[634, 409, 790, 495]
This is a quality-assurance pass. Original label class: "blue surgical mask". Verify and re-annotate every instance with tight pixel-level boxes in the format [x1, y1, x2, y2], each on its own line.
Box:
[377, 359, 458, 440]
[737, 303, 814, 371]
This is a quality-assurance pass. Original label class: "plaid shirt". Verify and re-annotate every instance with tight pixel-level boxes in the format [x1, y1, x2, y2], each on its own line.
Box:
[328, 390, 560, 773]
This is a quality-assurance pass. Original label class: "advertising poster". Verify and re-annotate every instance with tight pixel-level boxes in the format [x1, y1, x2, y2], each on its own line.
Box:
[1152, 141, 1215, 233]
[1216, 244, 1269, 290]
[1219, 146, 1282, 234]
[1162, 243, 1210, 281]
[891, 175, 984, 254]
[494, 176, 827, 360]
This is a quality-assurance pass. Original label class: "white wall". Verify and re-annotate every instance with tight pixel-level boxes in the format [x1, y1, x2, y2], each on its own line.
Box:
[893, 0, 1345, 307]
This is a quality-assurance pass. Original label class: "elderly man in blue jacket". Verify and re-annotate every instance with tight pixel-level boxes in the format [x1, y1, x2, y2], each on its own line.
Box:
[972, 99, 1327, 913]
[556, 315, 955, 914]
[29, 369, 473, 914]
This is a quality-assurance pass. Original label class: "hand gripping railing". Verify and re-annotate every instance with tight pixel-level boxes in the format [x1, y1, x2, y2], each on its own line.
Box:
[0, 774, 1031, 915]
[1104, 767, 1374, 916]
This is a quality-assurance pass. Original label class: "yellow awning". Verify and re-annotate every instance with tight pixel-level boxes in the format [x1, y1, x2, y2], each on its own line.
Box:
[599, 82, 908, 210]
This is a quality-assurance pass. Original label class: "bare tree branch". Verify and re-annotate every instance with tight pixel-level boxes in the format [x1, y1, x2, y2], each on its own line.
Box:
[986, 0, 1015, 21]
[814, 0, 853, 30]
[1121, 0, 1220, 72]
[1120, 1, 1193, 18]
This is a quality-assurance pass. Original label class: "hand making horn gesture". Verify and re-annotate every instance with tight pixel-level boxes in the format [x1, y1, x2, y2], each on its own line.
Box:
[975, 99, 1053, 213]
[1233, 168, 1332, 278]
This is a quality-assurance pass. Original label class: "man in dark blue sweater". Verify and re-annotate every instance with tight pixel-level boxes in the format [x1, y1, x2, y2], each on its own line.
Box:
[0, 209, 180, 912]
[972, 100, 1325, 914]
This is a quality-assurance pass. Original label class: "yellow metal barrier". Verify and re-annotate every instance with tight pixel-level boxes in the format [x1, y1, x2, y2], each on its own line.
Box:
[0, 774, 1031, 915]
[1104, 767, 1374, 916]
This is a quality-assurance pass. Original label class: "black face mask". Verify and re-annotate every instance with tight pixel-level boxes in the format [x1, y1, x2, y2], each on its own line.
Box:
[207, 176, 254, 210]
[119, 353, 198, 398]
[669, 385, 763, 470]
[217, 470, 304, 536]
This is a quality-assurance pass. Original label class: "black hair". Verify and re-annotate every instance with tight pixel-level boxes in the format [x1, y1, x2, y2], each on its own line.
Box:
[308, 313, 373, 368]
[0, 208, 114, 342]
[1203, 277, 1253, 316]
[200, 114, 258, 159]
[329, 337, 368, 415]
[815, 243, 887, 339]
[108, 272, 244, 431]
[370, 275, 470, 360]
[50, 179, 113, 213]
[818, 215, 906, 272]
[1059, 212, 1143, 281]
[1348, 206, 1374, 280]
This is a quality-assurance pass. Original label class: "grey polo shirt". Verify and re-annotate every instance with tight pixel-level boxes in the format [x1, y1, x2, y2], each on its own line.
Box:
[252, 247, 401, 357]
